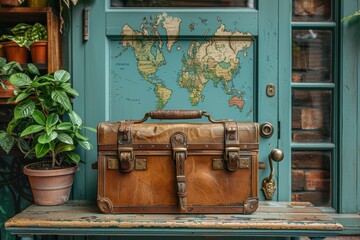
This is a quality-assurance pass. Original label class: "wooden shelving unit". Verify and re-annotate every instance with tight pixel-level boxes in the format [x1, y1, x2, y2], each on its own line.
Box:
[0, 7, 62, 104]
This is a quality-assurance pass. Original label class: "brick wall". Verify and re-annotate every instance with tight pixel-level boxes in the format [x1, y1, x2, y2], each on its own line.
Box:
[292, 151, 331, 206]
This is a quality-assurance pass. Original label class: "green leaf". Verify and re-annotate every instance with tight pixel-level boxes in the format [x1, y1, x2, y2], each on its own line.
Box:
[55, 143, 75, 155]
[27, 63, 40, 75]
[46, 113, 59, 128]
[54, 70, 71, 82]
[69, 111, 82, 126]
[0, 131, 15, 154]
[75, 132, 88, 141]
[49, 141, 55, 151]
[78, 140, 92, 150]
[56, 122, 73, 130]
[14, 99, 35, 119]
[60, 83, 79, 96]
[15, 92, 31, 102]
[32, 110, 46, 126]
[38, 131, 58, 144]
[65, 152, 80, 164]
[20, 125, 45, 137]
[11, 23, 32, 36]
[25, 23, 47, 42]
[83, 126, 97, 132]
[1, 61, 23, 76]
[31, 81, 51, 88]
[57, 133, 74, 145]
[0, 57, 6, 67]
[10, 73, 32, 87]
[35, 143, 50, 158]
[18, 138, 30, 152]
[6, 118, 20, 133]
[51, 90, 72, 110]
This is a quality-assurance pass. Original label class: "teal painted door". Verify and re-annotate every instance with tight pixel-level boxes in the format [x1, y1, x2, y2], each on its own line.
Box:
[73, 0, 290, 202]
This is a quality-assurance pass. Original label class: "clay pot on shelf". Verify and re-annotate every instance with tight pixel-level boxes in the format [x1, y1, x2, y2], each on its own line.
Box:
[0, 80, 17, 98]
[0, 44, 5, 58]
[24, 162, 79, 206]
[0, 0, 20, 6]
[30, 41, 47, 64]
[2, 41, 28, 64]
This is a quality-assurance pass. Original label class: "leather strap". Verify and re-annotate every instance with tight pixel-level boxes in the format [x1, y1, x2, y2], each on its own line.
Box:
[170, 132, 188, 212]
[224, 121, 240, 171]
[118, 121, 135, 172]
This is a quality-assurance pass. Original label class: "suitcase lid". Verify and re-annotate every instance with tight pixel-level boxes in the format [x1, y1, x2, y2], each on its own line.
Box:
[97, 121, 259, 151]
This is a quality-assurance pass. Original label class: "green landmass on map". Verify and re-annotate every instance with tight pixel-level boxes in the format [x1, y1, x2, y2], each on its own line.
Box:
[120, 14, 252, 110]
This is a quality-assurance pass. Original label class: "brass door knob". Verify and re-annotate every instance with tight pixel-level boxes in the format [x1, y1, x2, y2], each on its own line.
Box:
[262, 149, 284, 200]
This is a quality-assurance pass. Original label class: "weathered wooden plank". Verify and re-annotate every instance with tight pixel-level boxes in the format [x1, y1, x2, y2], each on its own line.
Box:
[5, 201, 343, 232]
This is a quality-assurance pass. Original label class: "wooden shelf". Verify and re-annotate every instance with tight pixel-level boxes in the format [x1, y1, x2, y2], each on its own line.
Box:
[0, 7, 62, 72]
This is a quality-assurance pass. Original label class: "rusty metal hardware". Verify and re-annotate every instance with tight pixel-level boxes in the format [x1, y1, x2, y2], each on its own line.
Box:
[212, 157, 250, 170]
[118, 147, 135, 172]
[266, 83, 275, 97]
[260, 122, 274, 138]
[83, 9, 89, 41]
[262, 149, 284, 200]
[224, 147, 241, 171]
[107, 158, 146, 170]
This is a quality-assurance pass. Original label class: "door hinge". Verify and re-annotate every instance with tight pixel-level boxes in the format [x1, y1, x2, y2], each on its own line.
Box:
[83, 8, 89, 41]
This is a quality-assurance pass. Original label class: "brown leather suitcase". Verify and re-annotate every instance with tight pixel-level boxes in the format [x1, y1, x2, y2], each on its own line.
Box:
[97, 110, 259, 214]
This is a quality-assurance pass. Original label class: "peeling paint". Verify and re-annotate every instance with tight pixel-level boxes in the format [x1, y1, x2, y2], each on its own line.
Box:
[5, 201, 343, 232]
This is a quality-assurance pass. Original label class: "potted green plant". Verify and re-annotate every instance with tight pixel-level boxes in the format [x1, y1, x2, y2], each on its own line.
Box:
[26, 23, 48, 64]
[0, 57, 36, 98]
[15, 0, 79, 33]
[0, 23, 31, 64]
[1, 23, 48, 64]
[0, 64, 95, 205]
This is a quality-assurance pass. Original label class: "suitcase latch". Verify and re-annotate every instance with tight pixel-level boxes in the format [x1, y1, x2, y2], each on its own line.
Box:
[225, 147, 241, 171]
[118, 147, 135, 172]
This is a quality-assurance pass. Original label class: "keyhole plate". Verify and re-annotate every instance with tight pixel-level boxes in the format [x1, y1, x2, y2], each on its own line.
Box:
[260, 122, 274, 138]
[266, 83, 275, 97]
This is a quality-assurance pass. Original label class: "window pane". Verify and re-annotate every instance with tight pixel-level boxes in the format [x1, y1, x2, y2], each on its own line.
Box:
[292, 90, 332, 142]
[111, 0, 251, 7]
[292, 151, 331, 206]
[292, 0, 332, 22]
[292, 30, 332, 83]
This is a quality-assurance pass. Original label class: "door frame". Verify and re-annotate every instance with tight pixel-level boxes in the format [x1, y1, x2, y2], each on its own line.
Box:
[70, 0, 292, 202]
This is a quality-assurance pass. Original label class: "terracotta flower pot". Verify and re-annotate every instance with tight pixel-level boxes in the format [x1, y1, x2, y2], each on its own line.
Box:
[0, 44, 5, 58]
[0, 0, 20, 6]
[24, 162, 79, 206]
[30, 41, 47, 64]
[2, 41, 28, 64]
[0, 80, 17, 98]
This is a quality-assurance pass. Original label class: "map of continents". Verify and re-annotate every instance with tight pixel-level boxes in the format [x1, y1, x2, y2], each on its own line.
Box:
[119, 13, 252, 111]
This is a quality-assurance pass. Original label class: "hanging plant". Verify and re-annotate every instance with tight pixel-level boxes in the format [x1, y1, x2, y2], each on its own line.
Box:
[342, 10, 360, 23]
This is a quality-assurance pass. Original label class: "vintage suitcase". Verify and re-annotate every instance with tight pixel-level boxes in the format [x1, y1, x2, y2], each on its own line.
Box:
[97, 110, 259, 214]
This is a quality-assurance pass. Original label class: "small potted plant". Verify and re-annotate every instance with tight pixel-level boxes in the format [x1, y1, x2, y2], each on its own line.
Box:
[26, 23, 48, 64]
[0, 64, 95, 205]
[0, 23, 32, 64]
[1, 23, 48, 64]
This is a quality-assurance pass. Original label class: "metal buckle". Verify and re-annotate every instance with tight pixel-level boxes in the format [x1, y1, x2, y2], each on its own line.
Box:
[118, 147, 135, 172]
[172, 147, 188, 160]
[225, 147, 240, 171]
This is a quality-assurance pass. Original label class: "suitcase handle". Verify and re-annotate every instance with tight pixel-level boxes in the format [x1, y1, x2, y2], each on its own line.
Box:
[135, 110, 222, 123]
